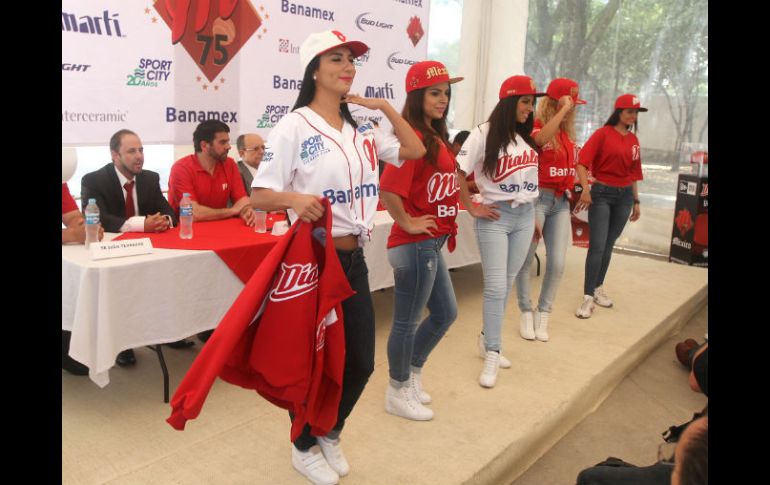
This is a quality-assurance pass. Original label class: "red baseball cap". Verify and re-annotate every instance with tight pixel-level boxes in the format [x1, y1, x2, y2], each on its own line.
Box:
[615, 94, 648, 112]
[405, 61, 463, 93]
[546, 78, 586, 104]
[499, 75, 546, 100]
[299, 30, 369, 73]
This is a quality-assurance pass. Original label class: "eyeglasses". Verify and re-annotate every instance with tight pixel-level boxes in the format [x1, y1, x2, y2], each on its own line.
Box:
[244, 145, 265, 152]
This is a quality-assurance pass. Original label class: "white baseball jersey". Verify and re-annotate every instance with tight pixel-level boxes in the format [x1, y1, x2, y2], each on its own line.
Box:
[456, 122, 540, 208]
[253, 106, 402, 243]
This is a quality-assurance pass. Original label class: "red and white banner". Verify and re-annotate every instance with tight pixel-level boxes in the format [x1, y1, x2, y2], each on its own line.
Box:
[62, 0, 430, 145]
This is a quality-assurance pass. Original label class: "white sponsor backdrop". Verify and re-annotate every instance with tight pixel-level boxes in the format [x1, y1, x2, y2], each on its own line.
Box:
[62, 0, 430, 145]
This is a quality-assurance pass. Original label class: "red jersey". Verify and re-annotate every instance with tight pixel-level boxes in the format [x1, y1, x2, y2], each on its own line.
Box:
[578, 126, 643, 186]
[167, 154, 248, 213]
[167, 200, 355, 440]
[380, 133, 459, 251]
[532, 120, 578, 196]
[62, 183, 78, 214]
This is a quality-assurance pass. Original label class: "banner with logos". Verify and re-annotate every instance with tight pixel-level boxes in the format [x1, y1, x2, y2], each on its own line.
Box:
[62, 0, 430, 145]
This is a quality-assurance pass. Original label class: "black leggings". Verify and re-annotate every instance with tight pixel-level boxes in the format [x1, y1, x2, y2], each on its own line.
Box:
[292, 247, 375, 451]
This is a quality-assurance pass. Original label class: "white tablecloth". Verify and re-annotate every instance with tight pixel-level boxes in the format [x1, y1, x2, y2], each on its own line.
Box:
[62, 211, 480, 387]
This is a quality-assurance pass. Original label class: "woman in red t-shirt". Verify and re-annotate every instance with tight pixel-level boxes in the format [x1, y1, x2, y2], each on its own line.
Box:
[513, 78, 583, 342]
[380, 61, 463, 422]
[574, 94, 645, 318]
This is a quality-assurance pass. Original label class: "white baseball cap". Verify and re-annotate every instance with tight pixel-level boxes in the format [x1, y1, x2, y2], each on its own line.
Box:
[299, 30, 369, 74]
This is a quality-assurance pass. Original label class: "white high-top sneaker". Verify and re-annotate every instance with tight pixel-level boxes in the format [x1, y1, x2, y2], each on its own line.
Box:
[519, 311, 536, 340]
[385, 384, 433, 421]
[534, 311, 549, 342]
[477, 333, 512, 368]
[317, 435, 350, 477]
[291, 445, 339, 485]
[409, 372, 431, 404]
[593, 286, 614, 307]
[479, 350, 500, 388]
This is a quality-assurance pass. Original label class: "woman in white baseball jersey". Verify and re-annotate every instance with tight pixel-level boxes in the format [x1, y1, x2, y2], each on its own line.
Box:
[513, 78, 583, 343]
[456, 75, 545, 389]
[250, 30, 425, 485]
[379, 61, 463, 422]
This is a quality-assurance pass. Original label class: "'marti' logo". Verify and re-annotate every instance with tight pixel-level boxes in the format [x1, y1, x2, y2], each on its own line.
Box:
[154, 0, 266, 82]
[270, 263, 319, 302]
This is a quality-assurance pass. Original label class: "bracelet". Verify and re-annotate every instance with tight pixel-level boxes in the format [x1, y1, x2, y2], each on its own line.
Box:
[633, 199, 640, 204]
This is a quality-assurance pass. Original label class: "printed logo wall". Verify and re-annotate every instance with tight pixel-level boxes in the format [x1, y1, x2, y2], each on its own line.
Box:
[62, 0, 430, 145]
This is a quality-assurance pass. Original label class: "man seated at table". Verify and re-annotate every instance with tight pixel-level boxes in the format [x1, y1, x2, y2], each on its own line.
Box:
[236, 133, 265, 196]
[81, 129, 192, 366]
[62, 182, 103, 375]
[168, 120, 257, 226]
[168, 120, 257, 342]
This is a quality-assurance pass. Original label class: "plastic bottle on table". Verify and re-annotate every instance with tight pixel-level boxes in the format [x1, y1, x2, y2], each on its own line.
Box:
[84, 198, 100, 248]
[179, 192, 194, 239]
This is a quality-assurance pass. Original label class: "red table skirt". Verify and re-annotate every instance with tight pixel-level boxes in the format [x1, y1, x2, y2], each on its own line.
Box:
[114, 216, 286, 283]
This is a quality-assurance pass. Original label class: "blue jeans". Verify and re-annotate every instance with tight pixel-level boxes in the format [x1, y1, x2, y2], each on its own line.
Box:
[387, 235, 458, 383]
[475, 202, 535, 352]
[515, 191, 571, 313]
[583, 182, 634, 295]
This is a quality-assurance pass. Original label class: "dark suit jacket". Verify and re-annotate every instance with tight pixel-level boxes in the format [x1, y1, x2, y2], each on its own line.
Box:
[81, 163, 177, 233]
[237, 160, 254, 196]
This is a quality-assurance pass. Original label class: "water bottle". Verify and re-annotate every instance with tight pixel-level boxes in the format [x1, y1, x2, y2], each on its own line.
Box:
[179, 192, 193, 239]
[84, 198, 100, 248]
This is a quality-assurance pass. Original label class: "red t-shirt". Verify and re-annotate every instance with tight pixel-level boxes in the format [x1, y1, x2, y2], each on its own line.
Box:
[380, 134, 459, 249]
[578, 126, 644, 186]
[167, 154, 248, 212]
[532, 120, 578, 196]
[62, 183, 78, 214]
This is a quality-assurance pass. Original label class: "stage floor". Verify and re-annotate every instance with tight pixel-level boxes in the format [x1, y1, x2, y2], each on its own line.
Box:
[63, 245, 707, 485]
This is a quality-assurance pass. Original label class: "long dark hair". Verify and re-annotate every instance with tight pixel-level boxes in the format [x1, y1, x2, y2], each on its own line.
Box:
[604, 108, 638, 133]
[401, 87, 450, 166]
[482, 96, 538, 179]
[292, 56, 358, 129]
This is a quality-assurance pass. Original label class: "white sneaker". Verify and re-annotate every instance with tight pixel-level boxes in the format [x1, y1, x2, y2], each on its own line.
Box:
[479, 351, 500, 388]
[593, 286, 614, 308]
[317, 435, 350, 477]
[477, 333, 512, 369]
[575, 295, 595, 319]
[519, 312, 536, 340]
[385, 384, 433, 421]
[534, 311, 549, 342]
[409, 372, 431, 404]
[291, 445, 339, 485]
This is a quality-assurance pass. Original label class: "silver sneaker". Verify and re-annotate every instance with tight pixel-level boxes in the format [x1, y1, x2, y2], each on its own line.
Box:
[593, 286, 614, 307]
[575, 295, 595, 319]
[477, 333, 511, 368]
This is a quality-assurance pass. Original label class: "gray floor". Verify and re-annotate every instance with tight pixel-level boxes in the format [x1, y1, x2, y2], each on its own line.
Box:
[511, 304, 708, 485]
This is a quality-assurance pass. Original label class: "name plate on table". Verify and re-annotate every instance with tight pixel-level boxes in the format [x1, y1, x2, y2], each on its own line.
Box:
[90, 238, 153, 260]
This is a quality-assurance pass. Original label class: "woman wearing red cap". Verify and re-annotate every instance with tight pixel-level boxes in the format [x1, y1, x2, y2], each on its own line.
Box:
[379, 60, 463, 421]
[251, 30, 425, 485]
[457, 75, 544, 389]
[574, 94, 645, 319]
[513, 78, 583, 342]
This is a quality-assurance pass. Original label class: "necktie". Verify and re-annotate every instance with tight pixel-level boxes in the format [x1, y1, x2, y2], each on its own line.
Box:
[124, 181, 136, 218]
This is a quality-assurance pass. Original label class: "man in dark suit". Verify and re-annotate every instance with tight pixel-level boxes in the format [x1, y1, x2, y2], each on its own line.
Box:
[80, 129, 192, 366]
[235, 133, 265, 195]
[81, 129, 177, 233]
